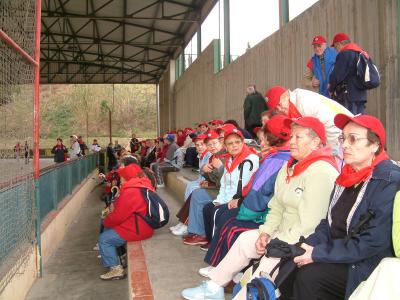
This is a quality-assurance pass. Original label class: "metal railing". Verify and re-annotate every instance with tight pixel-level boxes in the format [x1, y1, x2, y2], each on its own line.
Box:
[38, 154, 98, 220]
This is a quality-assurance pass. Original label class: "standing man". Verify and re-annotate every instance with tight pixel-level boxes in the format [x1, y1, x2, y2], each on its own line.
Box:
[303, 35, 337, 98]
[243, 85, 268, 138]
[70, 135, 82, 159]
[328, 32, 371, 114]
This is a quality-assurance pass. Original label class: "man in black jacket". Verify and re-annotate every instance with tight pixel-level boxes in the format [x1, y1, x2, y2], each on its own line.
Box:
[328, 33, 368, 114]
[243, 85, 268, 138]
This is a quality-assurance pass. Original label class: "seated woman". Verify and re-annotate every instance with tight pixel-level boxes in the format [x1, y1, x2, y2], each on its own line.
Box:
[291, 114, 400, 300]
[349, 191, 400, 300]
[200, 127, 260, 247]
[184, 128, 259, 246]
[201, 115, 291, 275]
[179, 130, 228, 241]
[181, 117, 339, 300]
[169, 133, 211, 235]
[98, 163, 155, 281]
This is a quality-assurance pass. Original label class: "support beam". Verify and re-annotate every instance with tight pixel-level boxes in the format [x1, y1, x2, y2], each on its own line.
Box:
[197, 23, 202, 55]
[279, 0, 289, 28]
[223, 0, 231, 66]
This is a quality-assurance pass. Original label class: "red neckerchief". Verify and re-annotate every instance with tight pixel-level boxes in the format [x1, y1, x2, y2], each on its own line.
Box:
[260, 145, 290, 164]
[340, 43, 369, 59]
[286, 146, 338, 182]
[336, 151, 389, 187]
[288, 102, 302, 119]
[199, 150, 209, 160]
[224, 144, 254, 174]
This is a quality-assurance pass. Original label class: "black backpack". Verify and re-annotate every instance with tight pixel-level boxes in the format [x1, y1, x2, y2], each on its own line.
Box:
[356, 51, 380, 89]
[134, 189, 169, 232]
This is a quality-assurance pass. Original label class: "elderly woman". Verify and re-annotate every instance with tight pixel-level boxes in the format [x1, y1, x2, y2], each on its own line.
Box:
[201, 115, 292, 275]
[175, 131, 227, 238]
[183, 128, 259, 246]
[199, 127, 260, 247]
[181, 117, 339, 300]
[292, 114, 400, 300]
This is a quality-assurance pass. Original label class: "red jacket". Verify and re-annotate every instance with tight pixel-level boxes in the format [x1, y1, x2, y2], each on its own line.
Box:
[103, 177, 154, 241]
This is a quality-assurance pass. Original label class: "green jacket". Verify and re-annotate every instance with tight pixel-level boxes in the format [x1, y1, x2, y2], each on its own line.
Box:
[393, 191, 400, 257]
[243, 92, 267, 128]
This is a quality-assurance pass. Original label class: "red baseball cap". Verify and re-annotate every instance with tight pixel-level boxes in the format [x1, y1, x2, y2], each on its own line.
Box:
[224, 127, 244, 139]
[265, 86, 287, 112]
[194, 133, 208, 141]
[334, 114, 386, 146]
[118, 163, 142, 181]
[265, 115, 291, 141]
[210, 119, 224, 125]
[217, 123, 237, 134]
[285, 116, 326, 145]
[331, 32, 350, 46]
[205, 130, 220, 141]
[312, 35, 327, 45]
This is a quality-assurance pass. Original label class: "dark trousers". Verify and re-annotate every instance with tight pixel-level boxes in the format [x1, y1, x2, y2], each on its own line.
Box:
[203, 203, 239, 243]
[185, 147, 199, 167]
[291, 262, 348, 300]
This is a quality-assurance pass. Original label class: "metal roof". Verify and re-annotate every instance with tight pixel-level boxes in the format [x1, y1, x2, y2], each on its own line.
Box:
[40, 0, 214, 84]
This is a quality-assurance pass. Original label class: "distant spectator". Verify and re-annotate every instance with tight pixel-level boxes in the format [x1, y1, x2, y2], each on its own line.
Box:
[224, 119, 253, 139]
[243, 84, 268, 138]
[198, 122, 209, 134]
[91, 139, 101, 152]
[78, 135, 88, 155]
[139, 141, 147, 158]
[113, 140, 123, 156]
[208, 120, 224, 131]
[106, 142, 118, 171]
[14, 142, 21, 162]
[141, 139, 156, 168]
[24, 141, 29, 164]
[260, 110, 270, 125]
[151, 134, 180, 188]
[303, 35, 337, 97]
[99, 163, 154, 280]
[176, 129, 187, 147]
[51, 138, 68, 163]
[329, 33, 372, 114]
[70, 135, 82, 159]
[129, 133, 140, 154]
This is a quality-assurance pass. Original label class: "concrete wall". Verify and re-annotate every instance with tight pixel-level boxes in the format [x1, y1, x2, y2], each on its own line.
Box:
[159, 0, 400, 159]
[0, 171, 98, 300]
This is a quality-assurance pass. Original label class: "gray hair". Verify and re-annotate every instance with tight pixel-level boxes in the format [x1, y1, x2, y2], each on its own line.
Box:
[291, 124, 323, 146]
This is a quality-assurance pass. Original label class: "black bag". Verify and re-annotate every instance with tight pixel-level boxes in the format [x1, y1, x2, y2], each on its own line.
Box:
[134, 189, 169, 233]
[232, 159, 254, 205]
[356, 51, 380, 89]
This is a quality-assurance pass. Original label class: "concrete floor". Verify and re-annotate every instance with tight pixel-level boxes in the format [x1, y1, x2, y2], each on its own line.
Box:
[142, 186, 211, 300]
[26, 185, 128, 300]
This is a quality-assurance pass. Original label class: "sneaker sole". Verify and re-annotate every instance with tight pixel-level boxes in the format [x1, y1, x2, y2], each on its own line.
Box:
[182, 295, 224, 300]
[183, 240, 208, 246]
[100, 274, 126, 281]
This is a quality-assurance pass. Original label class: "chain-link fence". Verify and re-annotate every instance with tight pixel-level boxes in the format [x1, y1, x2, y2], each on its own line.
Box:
[0, 0, 37, 294]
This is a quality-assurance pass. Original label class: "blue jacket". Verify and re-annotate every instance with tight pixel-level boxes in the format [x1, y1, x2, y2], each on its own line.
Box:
[311, 47, 337, 97]
[307, 160, 400, 299]
[328, 49, 367, 103]
[236, 150, 291, 223]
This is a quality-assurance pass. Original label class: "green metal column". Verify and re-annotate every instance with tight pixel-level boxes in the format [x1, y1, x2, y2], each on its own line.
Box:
[223, 0, 231, 66]
[180, 47, 185, 73]
[197, 24, 202, 56]
[279, 0, 289, 28]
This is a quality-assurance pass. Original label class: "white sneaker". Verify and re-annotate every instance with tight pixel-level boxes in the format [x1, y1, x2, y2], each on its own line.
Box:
[172, 224, 188, 236]
[93, 243, 99, 251]
[157, 183, 165, 188]
[198, 266, 214, 278]
[169, 222, 183, 232]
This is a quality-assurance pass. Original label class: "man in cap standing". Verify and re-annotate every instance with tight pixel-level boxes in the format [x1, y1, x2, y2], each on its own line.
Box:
[303, 35, 337, 98]
[329, 32, 370, 114]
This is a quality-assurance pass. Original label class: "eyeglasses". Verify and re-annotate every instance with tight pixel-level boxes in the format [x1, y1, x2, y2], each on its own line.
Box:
[225, 140, 243, 147]
[207, 141, 220, 147]
[338, 134, 369, 145]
